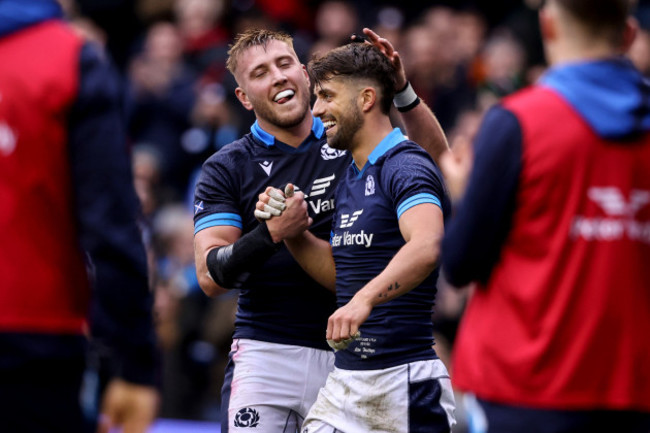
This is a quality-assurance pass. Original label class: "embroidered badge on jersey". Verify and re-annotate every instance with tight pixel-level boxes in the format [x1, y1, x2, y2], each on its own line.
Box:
[234, 407, 260, 428]
[365, 174, 375, 196]
[320, 143, 346, 160]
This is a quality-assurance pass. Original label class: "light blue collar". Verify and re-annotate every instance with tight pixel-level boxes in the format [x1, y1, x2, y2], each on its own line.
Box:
[250, 116, 324, 147]
[353, 128, 406, 177]
[367, 128, 406, 164]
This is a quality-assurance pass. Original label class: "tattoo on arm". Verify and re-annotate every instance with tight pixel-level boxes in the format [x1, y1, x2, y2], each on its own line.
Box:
[377, 282, 401, 299]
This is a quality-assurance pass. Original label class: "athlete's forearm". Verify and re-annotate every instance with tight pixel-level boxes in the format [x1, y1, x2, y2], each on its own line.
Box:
[398, 98, 449, 167]
[285, 231, 336, 291]
[354, 236, 440, 308]
[206, 223, 281, 290]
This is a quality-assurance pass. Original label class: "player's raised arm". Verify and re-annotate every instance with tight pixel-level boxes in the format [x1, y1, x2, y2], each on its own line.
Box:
[362, 27, 449, 166]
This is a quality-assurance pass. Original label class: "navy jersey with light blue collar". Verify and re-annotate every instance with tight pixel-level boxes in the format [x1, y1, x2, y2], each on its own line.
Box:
[194, 117, 350, 350]
[331, 128, 451, 370]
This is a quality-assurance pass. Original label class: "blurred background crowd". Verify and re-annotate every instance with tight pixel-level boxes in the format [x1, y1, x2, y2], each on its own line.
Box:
[56, 0, 650, 425]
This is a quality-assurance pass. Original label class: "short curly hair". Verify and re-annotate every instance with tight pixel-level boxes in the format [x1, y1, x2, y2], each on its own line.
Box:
[308, 43, 397, 115]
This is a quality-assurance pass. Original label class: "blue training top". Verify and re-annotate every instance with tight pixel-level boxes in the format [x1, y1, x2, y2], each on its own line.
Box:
[194, 118, 349, 350]
[331, 128, 451, 370]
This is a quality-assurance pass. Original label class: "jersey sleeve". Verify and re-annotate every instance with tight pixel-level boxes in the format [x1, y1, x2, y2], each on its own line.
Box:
[441, 104, 522, 288]
[69, 42, 156, 386]
[381, 145, 446, 219]
[193, 149, 244, 234]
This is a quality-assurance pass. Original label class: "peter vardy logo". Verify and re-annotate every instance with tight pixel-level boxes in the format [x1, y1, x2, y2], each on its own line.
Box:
[365, 175, 375, 196]
[309, 173, 335, 197]
[234, 407, 260, 428]
[331, 230, 374, 248]
[303, 174, 336, 215]
[571, 186, 650, 243]
[333, 210, 373, 248]
[340, 210, 363, 228]
[258, 160, 273, 176]
[320, 143, 346, 160]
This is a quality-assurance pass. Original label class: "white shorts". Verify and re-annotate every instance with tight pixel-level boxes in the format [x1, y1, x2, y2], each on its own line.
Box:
[223, 339, 334, 433]
[301, 359, 456, 433]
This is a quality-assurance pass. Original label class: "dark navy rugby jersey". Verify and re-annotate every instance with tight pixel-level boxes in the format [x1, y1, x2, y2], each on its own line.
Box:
[331, 128, 451, 370]
[193, 117, 350, 350]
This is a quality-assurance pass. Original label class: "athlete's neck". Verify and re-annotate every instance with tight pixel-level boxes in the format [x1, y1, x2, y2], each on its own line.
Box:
[351, 115, 394, 171]
[256, 115, 314, 148]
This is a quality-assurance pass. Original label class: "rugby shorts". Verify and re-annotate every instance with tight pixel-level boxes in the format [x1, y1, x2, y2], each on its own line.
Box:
[301, 358, 456, 433]
[223, 338, 334, 433]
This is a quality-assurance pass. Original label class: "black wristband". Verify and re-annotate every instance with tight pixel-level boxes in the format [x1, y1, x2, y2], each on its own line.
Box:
[206, 222, 281, 289]
[397, 97, 421, 113]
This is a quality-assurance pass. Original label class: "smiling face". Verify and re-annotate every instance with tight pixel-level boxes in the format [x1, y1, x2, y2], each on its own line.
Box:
[312, 78, 364, 151]
[233, 40, 312, 130]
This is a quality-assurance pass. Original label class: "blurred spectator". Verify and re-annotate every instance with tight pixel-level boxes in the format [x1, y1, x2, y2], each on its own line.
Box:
[128, 21, 198, 200]
[174, 0, 229, 80]
[151, 204, 236, 421]
[185, 82, 240, 156]
[252, 0, 315, 33]
[401, 8, 475, 131]
[442, 0, 650, 431]
[370, 6, 405, 54]
[455, 8, 488, 66]
[315, 0, 359, 47]
[475, 29, 526, 111]
[0, 1, 158, 432]
[133, 144, 165, 221]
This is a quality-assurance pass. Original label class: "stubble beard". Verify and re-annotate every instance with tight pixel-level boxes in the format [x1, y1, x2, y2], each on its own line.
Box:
[254, 89, 311, 129]
[328, 103, 363, 151]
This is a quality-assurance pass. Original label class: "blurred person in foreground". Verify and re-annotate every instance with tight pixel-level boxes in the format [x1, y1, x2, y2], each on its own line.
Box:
[441, 0, 650, 431]
[0, 1, 158, 432]
[193, 27, 448, 432]
[259, 42, 456, 433]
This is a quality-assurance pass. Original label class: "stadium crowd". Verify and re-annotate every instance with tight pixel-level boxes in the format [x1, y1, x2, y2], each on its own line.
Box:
[12, 0, 650, 429]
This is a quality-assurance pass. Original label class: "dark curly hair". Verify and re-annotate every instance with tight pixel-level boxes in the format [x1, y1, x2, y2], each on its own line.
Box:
[308, 43, 396, 114]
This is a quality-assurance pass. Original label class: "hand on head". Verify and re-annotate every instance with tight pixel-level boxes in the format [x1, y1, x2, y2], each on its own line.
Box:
[359, 28, 407, 91]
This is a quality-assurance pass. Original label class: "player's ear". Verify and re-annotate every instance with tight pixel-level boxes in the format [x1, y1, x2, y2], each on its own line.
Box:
[235, 87, 253, 111]
[622, 16, 638, 53]
[538, 3, 556, 43]
[359, 87, 377, 113]
[302, 64, 311, 87]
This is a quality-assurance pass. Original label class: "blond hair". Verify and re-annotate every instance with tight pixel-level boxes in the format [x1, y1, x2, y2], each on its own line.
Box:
[226, 28, 295, 75]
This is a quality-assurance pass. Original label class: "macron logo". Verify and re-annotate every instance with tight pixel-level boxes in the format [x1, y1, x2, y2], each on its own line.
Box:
[340, 210, 363, 228]
[259, 161, 273, 176]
